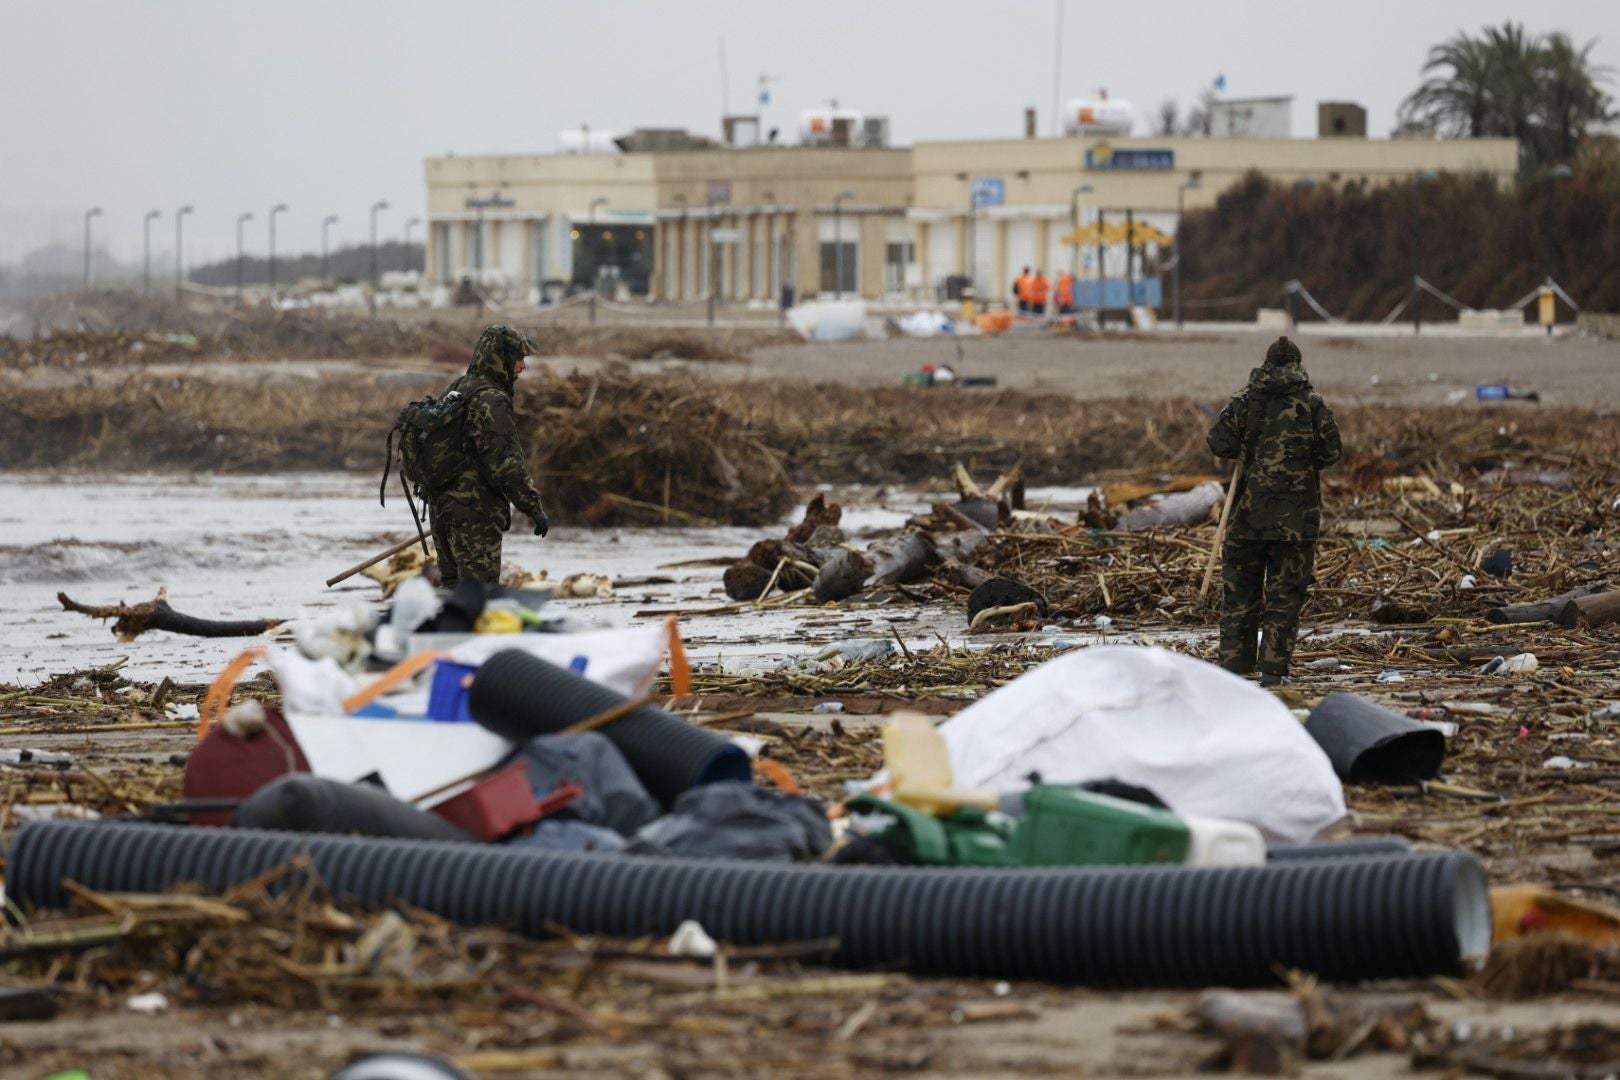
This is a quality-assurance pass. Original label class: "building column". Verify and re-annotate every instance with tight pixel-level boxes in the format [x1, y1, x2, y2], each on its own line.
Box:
[795, 209, 819, 298]
[955, 215, 969, 276]
[860, 214, 884, 300]
[915, 221, 930, 302]
[993, 220, 1009, 307]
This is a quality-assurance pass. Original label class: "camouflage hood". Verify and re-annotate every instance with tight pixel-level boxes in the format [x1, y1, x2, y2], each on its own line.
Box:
[1246, 363, 1313, 399]
[466, 325, 537, 395]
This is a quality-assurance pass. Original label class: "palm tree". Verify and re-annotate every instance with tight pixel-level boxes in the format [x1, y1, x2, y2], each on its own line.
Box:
[1400, 31, 1497, 137]
[1400, 23, 1616, 171]
[1538, 32, 1617, 163]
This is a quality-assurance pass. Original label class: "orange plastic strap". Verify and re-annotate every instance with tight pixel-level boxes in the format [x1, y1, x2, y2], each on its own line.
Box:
[664, 615, 692, 697]
[340, 650, 447, 714]
[754, 758, 801, 796]
[200, 647, 267, 739]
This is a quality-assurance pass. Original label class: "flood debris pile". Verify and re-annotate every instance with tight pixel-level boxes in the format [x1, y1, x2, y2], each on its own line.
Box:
[517, 370, 794, 526]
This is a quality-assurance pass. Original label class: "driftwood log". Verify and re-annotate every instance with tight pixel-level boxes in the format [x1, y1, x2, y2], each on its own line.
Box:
[813, 549, 875, 603]
[1486, 584, 1607, 625]
[1557, 590, 1620, 630]
[58, 589, 283, 642]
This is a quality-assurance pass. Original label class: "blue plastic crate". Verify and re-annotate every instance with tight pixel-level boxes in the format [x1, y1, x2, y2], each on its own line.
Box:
[426, 661, 479, 723]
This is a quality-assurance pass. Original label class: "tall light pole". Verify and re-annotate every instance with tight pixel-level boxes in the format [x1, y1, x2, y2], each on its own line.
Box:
[1068, 182, 1093, 295]
[1174, 172, 1202, 329]
[267, 203, 288, 298]
[236, 212, 254, 305]
[403, 216, 420, 273]
[587, 197, 608, 322]
[1542, 163, 1573, 335]
[174, 204, 193, 304]
[832, 190, 854, 299]
[1409, 170, 1438, 335]
[369, 200, 389, 316]
[82, 207, 103, 289]
[322, 215, 338, 285]
[1286, 177, 1316, 330]
[143, 210, 161, 292]
[671, 193, 687, 301]
[955, 172, 978, 305]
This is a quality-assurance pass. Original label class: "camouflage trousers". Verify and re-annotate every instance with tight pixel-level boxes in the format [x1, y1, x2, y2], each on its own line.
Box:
[428, 502, 505, 588]
[1219, 539, 1316, 677]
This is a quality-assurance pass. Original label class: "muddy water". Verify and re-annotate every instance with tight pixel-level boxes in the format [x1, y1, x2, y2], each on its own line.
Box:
[1, 473, 972, 686]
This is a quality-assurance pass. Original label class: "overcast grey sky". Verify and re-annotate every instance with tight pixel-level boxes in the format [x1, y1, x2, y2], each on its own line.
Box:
[2, 0, 1614, 267]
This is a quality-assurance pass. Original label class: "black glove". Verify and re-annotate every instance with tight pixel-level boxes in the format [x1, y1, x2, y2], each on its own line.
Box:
[527, 506, 550, 537]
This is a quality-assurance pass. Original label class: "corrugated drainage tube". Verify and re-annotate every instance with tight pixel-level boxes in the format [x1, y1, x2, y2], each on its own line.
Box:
[7, 821, 1491, 987]
[468, 649, 751, 805]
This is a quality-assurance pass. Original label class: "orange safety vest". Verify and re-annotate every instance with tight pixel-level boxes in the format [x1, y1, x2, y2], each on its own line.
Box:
[1014, 273, 1031, 302]
[1029, 274, 1050, 306]
[1056, 273, 1074, 307]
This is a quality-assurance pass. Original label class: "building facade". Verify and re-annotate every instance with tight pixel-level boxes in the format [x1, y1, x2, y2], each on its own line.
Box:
[423, 132, 1517, 307]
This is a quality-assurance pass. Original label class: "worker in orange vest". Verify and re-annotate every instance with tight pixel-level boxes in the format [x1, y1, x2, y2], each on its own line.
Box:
[1013, 266, 1032, 313]
[1055, 270, 1075, 314]
[1028, 269, 1050, 317]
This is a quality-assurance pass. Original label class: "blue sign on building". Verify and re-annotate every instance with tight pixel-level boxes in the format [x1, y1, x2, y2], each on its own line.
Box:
[1085, 144, 1175, 170]
[970, 177, 1005, 206]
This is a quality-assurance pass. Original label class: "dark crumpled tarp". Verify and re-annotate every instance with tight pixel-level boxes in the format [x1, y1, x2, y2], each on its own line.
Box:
[630, 782, 831, 861]
[505, 731, 660, 836]
[503, 818, 626, 852]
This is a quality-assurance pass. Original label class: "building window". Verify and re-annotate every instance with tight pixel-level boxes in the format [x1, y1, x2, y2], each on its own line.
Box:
[819, 241, 858, 294]
[884, 241, 916, 295]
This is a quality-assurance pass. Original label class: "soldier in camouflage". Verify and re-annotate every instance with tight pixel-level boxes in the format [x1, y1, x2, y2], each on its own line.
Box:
[1206, 336, 1341, 686]
[427, 325, 550, 588]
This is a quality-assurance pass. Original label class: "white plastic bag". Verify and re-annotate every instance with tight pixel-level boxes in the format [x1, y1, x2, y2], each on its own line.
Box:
[939, 645, 1345, 843]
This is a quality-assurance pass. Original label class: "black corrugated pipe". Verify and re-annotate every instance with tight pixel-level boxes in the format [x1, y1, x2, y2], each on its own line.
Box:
[468, 650, 751, 805]
[232, 775, 475, 843]
[8, 821, 1491, 987]
[1268, 837, 1413, 861]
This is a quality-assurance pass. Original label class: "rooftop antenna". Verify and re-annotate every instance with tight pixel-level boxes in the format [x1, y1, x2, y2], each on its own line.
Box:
[1050, 0, 1065, 136]
[718, 37, 730, 116]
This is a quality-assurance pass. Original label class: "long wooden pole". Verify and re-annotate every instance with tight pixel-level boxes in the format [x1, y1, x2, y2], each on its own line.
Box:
[1199, 463, 1243, 601]
[325, 530, 433, 588]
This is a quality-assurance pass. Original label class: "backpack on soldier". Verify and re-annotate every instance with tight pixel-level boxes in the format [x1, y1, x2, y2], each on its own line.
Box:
[380, 375, 487, 511]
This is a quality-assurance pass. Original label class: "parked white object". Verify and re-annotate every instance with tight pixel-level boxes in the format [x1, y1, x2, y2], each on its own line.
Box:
[1184, 816, 1267, 866]
[939, 646, 1345, 843]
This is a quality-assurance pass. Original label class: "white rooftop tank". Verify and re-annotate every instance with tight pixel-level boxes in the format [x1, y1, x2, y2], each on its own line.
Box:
[1063, 98, 1134, 136]
[799, 107, 865, 146]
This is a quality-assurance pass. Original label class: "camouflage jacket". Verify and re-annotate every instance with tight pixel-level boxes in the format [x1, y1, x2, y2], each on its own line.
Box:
[1206, 364, 1341, 541]
[435, 328, 545, 525]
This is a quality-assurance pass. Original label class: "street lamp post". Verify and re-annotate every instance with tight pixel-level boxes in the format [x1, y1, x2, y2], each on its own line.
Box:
[369, 200, 389, 316]
[1409, 170, 1437, 335]
[1174, 172, 1202, 330]
[587, 197, 608, 323]
[236, 212, 254, 305]
[403, 217, 420, 273]
[83, 207, 103, 289]
[1286, 177, 1317, 331]
[268, 203, 288, 299]
[1068, 184, 1094, 310]
[955, 172, 978, 305]
[671, 193, 687, 302]
[174, 205, 193, 304]
[832, 190, 854, 299]
[1543, 163, 1574, 335]
[143, 210, 161, 292]
[321, 215, 338, 285]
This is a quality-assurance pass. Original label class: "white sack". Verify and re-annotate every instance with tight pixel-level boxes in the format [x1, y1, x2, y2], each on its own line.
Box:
[787, 299, 867, 342]
[939, 645, 1345, 843]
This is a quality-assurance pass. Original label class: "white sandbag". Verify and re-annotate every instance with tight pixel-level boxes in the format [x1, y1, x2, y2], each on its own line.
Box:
[787, 299, 867, 342]
[939, 645, 1345, 843]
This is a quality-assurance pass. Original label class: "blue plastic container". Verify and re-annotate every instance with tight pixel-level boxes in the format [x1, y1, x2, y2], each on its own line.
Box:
[426, 661, 479, 723]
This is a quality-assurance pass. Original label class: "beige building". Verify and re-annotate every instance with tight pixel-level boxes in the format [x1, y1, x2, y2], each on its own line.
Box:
[423, 130, 1517, 306]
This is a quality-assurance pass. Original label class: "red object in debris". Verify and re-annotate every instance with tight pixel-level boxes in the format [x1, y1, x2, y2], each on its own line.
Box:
[428, 762, 584, 841]
[182, 705, 311, 827]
